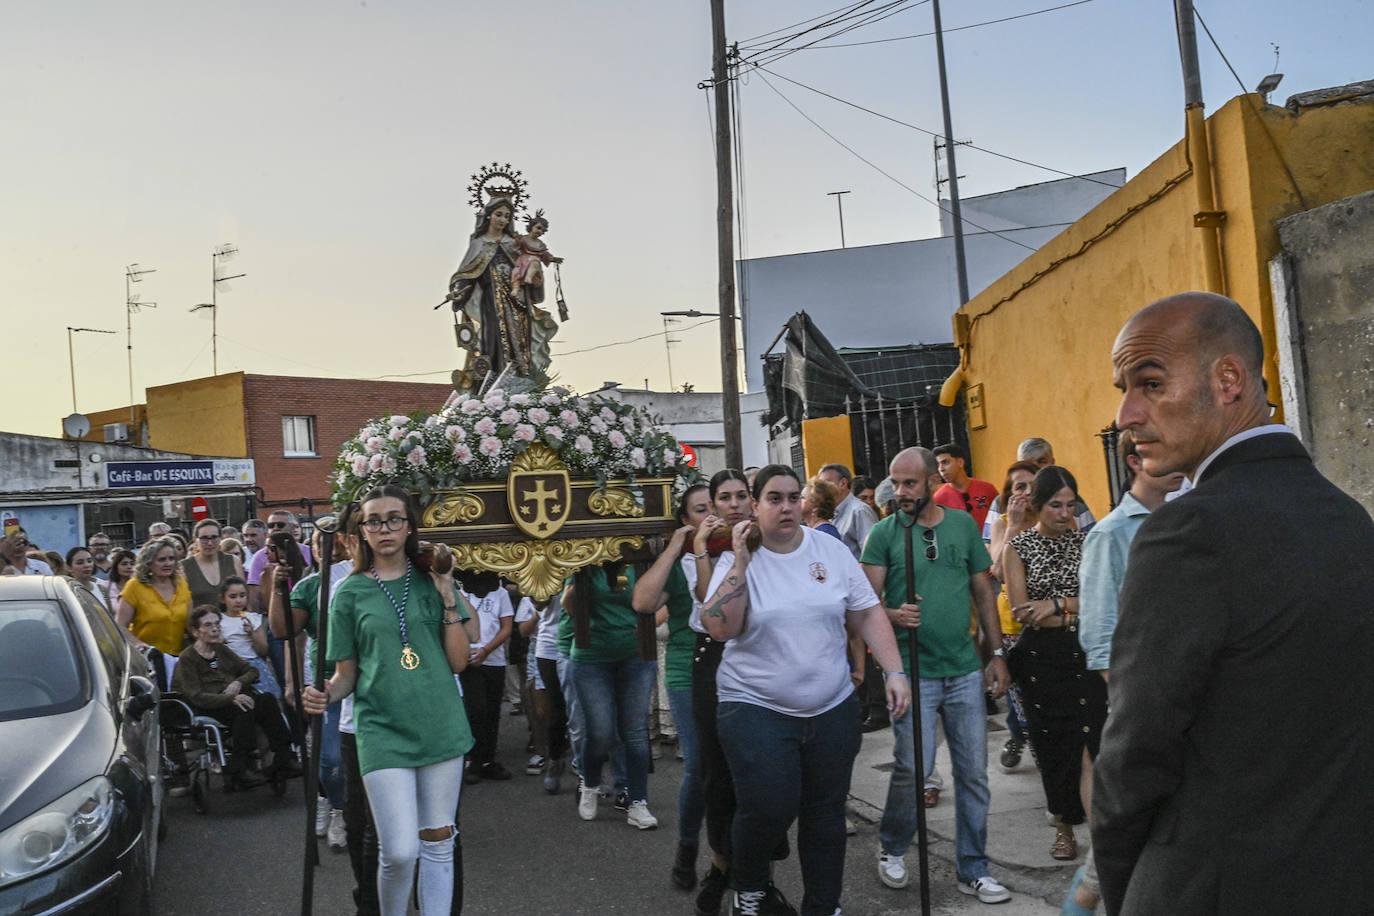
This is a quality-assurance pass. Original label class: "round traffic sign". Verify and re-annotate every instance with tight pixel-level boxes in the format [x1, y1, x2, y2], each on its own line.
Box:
[680, 443, 698, 468]
[189, 496, 210, 521]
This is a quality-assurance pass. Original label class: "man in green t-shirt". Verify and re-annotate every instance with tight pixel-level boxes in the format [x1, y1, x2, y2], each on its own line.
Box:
[859, 446, 1011, 904]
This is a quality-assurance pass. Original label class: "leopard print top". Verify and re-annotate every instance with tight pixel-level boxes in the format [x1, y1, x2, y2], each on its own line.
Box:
[1008, 527, 1085, 601]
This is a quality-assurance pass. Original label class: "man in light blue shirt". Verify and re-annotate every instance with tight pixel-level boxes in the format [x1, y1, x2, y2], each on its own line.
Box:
[1066, 430, 1183, 914]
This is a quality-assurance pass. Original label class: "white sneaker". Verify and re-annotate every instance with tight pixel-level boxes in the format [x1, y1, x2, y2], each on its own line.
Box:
[327, 809, 346, 850]
[877, 852, 908, 889]
[958, 875, 1012, 904]
[578, 779, 599, 821]
[526, 754, 545, 775]
[315, 803, 330, 837]
[626, 799, 659, 830]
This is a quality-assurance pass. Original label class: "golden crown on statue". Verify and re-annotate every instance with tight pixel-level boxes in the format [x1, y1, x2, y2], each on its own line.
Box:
[466, 162, 530, 220]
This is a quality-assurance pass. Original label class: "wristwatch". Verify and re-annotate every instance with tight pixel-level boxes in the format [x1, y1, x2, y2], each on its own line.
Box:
[991, 647, 1006, 658]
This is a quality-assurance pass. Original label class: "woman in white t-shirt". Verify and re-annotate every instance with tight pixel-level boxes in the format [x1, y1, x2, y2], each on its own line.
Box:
[703, 465, 910, 916]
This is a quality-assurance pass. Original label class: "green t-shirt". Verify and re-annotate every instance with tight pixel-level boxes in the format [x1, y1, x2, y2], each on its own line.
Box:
[556, 602, 574, 657]
[860, 509, 991, 679]
[291, 571, 334, 680]
[569, 566, 641, 664]
[662, 561, 697, 692]
[327, 570, 474, 775]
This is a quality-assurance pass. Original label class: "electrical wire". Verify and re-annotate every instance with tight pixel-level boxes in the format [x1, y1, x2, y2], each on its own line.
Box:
[751, 64, 1122, 189]
[740, 1, 901, 60]
[554, 318, 720, 357]
[788, 0, 1095, 50]
[736, 0, 880, 46]
[743, 1, 930, 69]
[752, 70, 1038, 251]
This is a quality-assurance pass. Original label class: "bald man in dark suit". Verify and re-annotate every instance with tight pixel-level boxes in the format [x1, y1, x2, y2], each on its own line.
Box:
[1091, 292, 1374, 915]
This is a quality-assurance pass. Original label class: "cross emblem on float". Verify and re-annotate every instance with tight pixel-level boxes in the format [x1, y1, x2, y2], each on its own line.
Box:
[507, 445, 571, 540]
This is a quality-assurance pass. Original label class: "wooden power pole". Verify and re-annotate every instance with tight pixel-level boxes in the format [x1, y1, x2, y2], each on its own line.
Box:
[711, 0, 744, 470]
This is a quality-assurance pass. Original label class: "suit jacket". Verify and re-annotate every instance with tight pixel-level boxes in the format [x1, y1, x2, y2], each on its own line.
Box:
[1091, 432, 1374, 915]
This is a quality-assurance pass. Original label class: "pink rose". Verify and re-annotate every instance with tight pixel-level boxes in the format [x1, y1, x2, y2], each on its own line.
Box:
[662, 449, 677, 467]
[528, 407, 550, 425]
[388, 426, 406, 441]
[543, 425, 564, 440]
[541, 393, 561, 406]
[474, 417, 497, 436]
[513, 424, 536, 442]
[589, 417, 609, 435]
[483, 391, 506, 410]
[574, 435, 594, 455]
[406, 446, 427, 467]
[368, 454, 385, 472]
[365, 436, 386, 454]
[599, 406, 616, 423]
[445, 425, 466, 442]
[453, 444, 473, 463]
[380, 455, 397, 475]
[460, 399, 484, 415]
[608, 430, 628, 449]
[500, 408, 521, 425]
[621, 416, 636, 433]
[630, 447, 646, 469]
[510, 393, 532, 407]
[559, 410, 580, 428]
[479, 436, 503, 457]
[351, 455, 369, 476]
[359, 426, 379, 440]
[388, 415, 409, 427]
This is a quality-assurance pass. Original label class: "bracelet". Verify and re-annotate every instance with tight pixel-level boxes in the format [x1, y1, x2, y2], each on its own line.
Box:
[442, 614, 463, 626]
[1052, 596, 1064, 616]
[692, 551, 708, 560]
[882, 670, 908, 680]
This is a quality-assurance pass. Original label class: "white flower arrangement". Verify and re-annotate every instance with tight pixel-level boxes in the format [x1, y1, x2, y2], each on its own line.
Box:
[333, 387, 695, 505]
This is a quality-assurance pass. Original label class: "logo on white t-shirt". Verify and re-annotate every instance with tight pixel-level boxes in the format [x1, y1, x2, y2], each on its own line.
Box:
[809, 562, 828, 583]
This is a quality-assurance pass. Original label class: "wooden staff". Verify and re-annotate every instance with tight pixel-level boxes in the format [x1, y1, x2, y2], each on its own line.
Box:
[902, 511, 932, 916]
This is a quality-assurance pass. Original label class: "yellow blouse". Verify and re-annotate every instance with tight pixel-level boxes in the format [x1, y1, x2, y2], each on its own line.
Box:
[121, 577, 192, 655]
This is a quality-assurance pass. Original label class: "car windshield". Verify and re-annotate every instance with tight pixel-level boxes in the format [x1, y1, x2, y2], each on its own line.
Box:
[0, 599, 87, 721]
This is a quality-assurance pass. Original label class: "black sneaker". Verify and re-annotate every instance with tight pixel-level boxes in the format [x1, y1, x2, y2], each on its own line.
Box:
[672, 842, 698, 890]
[463, 764, 481, 786]
[731, 890, 766, 916]
[695, 864, 728, 916]
[614, 789, 630, 812]
[480, 761, 513, 781]
[761, 882, 797, 916]
[1000, 737, 1023, 769]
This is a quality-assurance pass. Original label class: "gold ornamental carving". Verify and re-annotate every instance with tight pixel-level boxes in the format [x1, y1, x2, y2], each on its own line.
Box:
[421, 489, 485, 527]
[449, 535, 644, 601]
[507, 443, 571, 539]
[586, 486, 645, 519]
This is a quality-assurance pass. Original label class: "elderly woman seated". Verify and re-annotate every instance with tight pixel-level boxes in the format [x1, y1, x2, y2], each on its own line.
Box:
[172, 604, 301, 789]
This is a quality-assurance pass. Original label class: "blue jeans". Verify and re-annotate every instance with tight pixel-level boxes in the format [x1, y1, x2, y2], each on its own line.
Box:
[667, 687, 703, 846]
[569, 656, 656, 801]
[319, 702, 346, 809]
[718, 694, 861, 916]
[879, 670, 991, 883]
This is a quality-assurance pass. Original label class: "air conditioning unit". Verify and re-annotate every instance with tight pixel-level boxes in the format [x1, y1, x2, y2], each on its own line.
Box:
[103, 423, 130, 443]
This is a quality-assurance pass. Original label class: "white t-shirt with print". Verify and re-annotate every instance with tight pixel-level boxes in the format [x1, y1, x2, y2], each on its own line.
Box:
[464, 587, 515, 667]
[707, 526, 879, 717]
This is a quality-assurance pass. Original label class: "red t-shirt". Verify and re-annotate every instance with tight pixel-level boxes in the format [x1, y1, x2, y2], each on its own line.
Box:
[933, 478, 999, 532]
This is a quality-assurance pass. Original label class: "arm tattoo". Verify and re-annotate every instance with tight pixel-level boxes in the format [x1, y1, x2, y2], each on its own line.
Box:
[704, 575, 745, 621]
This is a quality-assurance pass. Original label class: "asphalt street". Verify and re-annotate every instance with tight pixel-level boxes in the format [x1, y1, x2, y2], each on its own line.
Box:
[154, 699, 1071, 915]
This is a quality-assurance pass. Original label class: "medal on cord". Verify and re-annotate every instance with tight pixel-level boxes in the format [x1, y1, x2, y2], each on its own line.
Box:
[373, 561, 419, 670]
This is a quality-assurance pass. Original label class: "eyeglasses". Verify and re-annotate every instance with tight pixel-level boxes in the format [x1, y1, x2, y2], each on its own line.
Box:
[361, 517, 408, 532]
[198, 620, 222, 630]
[922, 528, 938, 561]
[267, 521, 289, 530]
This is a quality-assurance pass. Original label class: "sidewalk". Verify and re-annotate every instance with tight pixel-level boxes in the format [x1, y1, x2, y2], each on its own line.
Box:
[846, 704, 1086, 913]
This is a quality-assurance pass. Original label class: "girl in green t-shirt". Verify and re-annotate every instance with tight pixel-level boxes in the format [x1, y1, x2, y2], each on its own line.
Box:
[302, 485, 476, 916]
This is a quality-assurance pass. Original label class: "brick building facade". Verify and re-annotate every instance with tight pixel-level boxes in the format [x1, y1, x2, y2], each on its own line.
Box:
[69, 372, 453, 523]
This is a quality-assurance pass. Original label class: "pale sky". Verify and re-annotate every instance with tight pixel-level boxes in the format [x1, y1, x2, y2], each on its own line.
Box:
[5, 0, 1370, 439]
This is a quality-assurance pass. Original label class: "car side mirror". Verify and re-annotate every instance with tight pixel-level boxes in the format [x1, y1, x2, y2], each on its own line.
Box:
[126, 674, 156, 721]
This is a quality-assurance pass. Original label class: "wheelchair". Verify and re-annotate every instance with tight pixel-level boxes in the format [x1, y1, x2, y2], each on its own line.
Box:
[149, 649, 299, 814]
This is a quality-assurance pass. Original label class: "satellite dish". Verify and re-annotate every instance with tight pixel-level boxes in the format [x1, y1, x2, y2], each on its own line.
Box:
[63, 413, 92, 439]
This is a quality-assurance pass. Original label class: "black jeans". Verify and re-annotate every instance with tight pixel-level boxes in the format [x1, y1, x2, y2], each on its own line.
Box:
[340, 731, 379, 916]
[205, 691, 292, 772]
[536, 656, 569, 762]
[692, 634, 736, 860]
[459, 664, 506, 766]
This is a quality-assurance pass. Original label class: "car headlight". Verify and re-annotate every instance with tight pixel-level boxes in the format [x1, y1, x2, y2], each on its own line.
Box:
[0, 776, 114, 888]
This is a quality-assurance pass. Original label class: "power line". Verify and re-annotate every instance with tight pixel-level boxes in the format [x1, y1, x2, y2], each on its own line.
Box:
[740, 1, 902, 61]
[743, 1, 929, 69]
[554, 318, 720, 357]
[736, 0, 880, 46]
[784, 0, 1095, 50]
[751, 63, 1122, 189]
[752, 70, 1038, 251]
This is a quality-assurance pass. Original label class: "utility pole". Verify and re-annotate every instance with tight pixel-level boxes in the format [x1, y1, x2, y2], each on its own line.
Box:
[125, 264, 157, 425]
[68, 327, 117, 413]
[827, 190, 851, 248]
[198, 243, 245, 375]
[662, 315, 680, 391]
[711, 0, 744, 470]
[1174, 0, 1225, 293]
[931, 0, 970, 305]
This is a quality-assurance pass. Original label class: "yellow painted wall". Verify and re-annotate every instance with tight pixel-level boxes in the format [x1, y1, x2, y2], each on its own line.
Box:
[146, 372, 249, 457]
[800, 415, 855, 479]
[71, 405, 147, 443]
[952, 90, 1374, 513]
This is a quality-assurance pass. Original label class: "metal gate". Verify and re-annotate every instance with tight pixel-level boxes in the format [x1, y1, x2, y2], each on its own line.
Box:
[845, 392, 969, 481]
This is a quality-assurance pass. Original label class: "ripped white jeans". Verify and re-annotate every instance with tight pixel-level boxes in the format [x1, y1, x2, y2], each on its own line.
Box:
[362, 756, 464, 915]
